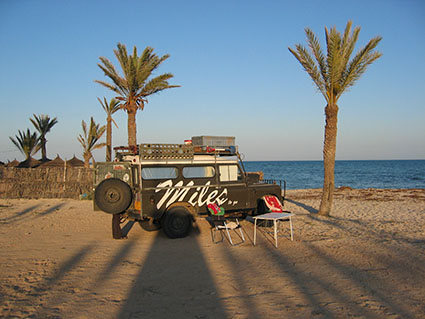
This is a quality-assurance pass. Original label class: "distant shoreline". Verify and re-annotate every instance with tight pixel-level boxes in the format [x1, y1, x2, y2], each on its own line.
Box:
[245, 159, 425, 162]
[245, 160, 425, 190]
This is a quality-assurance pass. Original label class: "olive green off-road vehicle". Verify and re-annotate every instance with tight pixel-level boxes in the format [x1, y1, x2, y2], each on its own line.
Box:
[93, 137, 284, 239]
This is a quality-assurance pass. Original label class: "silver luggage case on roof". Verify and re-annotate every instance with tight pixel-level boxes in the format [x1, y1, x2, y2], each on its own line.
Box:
[192, 136, 235, 147]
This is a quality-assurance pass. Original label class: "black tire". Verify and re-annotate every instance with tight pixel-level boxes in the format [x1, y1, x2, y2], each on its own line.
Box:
[139, 218, 161, 231]
[161, 206, 192, 239]
[94, 178, 132, 214]
[253, 199, 268, 216]
[255, 197, 275, 227]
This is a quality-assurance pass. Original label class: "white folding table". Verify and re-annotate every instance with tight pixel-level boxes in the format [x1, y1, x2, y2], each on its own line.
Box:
[253, 212, 294, 248]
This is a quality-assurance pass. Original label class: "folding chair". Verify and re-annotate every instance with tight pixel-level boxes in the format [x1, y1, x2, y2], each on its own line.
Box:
[207, 203, 245, 246]
[263, 195, 286, 212]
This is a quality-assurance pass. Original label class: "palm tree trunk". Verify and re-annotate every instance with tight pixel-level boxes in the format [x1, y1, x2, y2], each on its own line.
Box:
[318, 103, 339, 216]
[106, 118, 112, 161]
[84, 152, 91, 168]
[127, 109, 137, 148]
[41, 137, 47, 161]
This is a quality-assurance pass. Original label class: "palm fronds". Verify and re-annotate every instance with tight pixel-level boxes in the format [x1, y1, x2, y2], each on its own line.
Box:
[9, 129, 40, 160]
[289, 20, 382, 103]
[77, 117, 106, 152]
[77, 117, 106, 167]
[288, 44, 326, 98]
[95, 43, 180, 146]
[340, 36, 383, 95]
[30, 114, 58, 135]
[98, 97, 120, 161]
[96, 43, 179, 111]
[306, 27, 327, 83]
[98, 97, 120, 128]
[30, 114, 58, 160]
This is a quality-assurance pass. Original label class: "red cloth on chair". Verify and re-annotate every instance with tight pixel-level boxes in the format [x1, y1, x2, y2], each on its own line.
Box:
[207, 203, 224, 216]
[263, 195, 283, 213]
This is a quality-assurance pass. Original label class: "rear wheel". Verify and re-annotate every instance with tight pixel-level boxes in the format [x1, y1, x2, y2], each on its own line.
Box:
[161, 206, 192, 238]
[94, 178, 132, 214]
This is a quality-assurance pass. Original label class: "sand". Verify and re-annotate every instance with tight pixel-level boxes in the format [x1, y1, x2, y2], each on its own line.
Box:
[1, 188, 424, 319]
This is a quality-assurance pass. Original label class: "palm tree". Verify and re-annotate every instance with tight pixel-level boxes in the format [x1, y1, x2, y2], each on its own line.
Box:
[95, 43, 180, 148]
[289, 21, 382, 216]
[9, 129, 40, 160]
[30, 114, 58, 162]
[77, 117, 106, 168]
[98, 97, 120, 161]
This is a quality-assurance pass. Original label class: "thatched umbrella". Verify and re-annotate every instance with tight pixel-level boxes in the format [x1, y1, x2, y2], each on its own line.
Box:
[39, 154, 65, 167]
[17, 156, 41, 168]
[38, 157, 52, 164]
[6, 159, 20, 167]
[66, 155, 84, 167]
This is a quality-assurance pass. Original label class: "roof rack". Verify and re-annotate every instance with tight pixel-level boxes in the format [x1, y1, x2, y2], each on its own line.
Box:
[114, 143, 238, 161]
[139, 144, 194, 160]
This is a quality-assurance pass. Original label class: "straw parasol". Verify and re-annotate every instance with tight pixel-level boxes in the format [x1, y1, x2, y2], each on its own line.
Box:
[17, 156, 41, 168]
[65, 155, 84, 167]
[6, 159, 20, 167]
[38, 155, 65, 167]
[38, 157, 52, 164]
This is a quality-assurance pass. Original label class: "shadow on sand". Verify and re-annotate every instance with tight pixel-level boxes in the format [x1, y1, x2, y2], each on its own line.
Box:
[4, 198, 423, 319]
[116, 230, 227, 318]
[0, 203, 65, 224]
[286, 198, 318, 214]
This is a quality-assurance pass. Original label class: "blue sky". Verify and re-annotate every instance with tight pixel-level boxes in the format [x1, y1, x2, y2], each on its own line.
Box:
[1, 0, 424, 162]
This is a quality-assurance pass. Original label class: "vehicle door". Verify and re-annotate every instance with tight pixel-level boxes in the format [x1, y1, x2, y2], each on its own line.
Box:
[179, 164, 219, 210]
[216, 163, 250, 212]
[140, 165, 179, 217]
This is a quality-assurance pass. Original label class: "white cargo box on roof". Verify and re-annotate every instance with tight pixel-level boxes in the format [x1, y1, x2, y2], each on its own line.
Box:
[192, 136, 235, 147]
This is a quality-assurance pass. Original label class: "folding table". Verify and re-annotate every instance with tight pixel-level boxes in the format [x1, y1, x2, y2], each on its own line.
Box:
[253, 212, 294, 248]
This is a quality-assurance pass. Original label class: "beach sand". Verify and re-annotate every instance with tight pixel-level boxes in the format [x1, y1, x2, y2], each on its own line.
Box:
[1, 188, 424, 318]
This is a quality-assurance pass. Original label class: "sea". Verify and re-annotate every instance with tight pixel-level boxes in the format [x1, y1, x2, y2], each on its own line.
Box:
[243, 160, 425, 190]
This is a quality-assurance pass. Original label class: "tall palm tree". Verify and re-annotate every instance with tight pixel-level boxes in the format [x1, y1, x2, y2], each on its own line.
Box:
[77, 117, 106, 168]
[95, 43, 180, 148]
[98, 97, 120, 161]
[30, 114, 58, 162]
[289, 21, 382, 216]
[9, 129, 40, 160]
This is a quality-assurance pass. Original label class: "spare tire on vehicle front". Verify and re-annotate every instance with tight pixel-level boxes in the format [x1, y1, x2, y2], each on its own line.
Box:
[94, 178, 133, 214]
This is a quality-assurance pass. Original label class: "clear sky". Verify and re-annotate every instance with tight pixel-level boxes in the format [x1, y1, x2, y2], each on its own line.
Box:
[1, 0, 424, 162]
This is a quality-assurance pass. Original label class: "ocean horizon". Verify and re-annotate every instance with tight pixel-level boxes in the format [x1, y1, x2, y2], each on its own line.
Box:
[243, 159, 425, 190]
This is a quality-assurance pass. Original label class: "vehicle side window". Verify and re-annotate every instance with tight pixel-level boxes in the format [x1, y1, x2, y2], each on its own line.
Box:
[141, 167, 178, 180]
[219, 165, 241, 182]
[183, 166, 215, 178]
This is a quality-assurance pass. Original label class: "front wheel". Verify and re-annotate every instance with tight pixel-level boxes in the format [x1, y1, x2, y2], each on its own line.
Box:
[161, 206, 192, 239]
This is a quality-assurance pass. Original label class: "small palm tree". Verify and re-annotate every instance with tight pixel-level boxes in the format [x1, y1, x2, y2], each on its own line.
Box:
[95, 43, 180, 147]
[30, 114, 58, 161]
[289, 21, 382, 216]
[98, 97, 120, 161]
[9, 129, 40, 160]
[77, 117, 106, 168]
